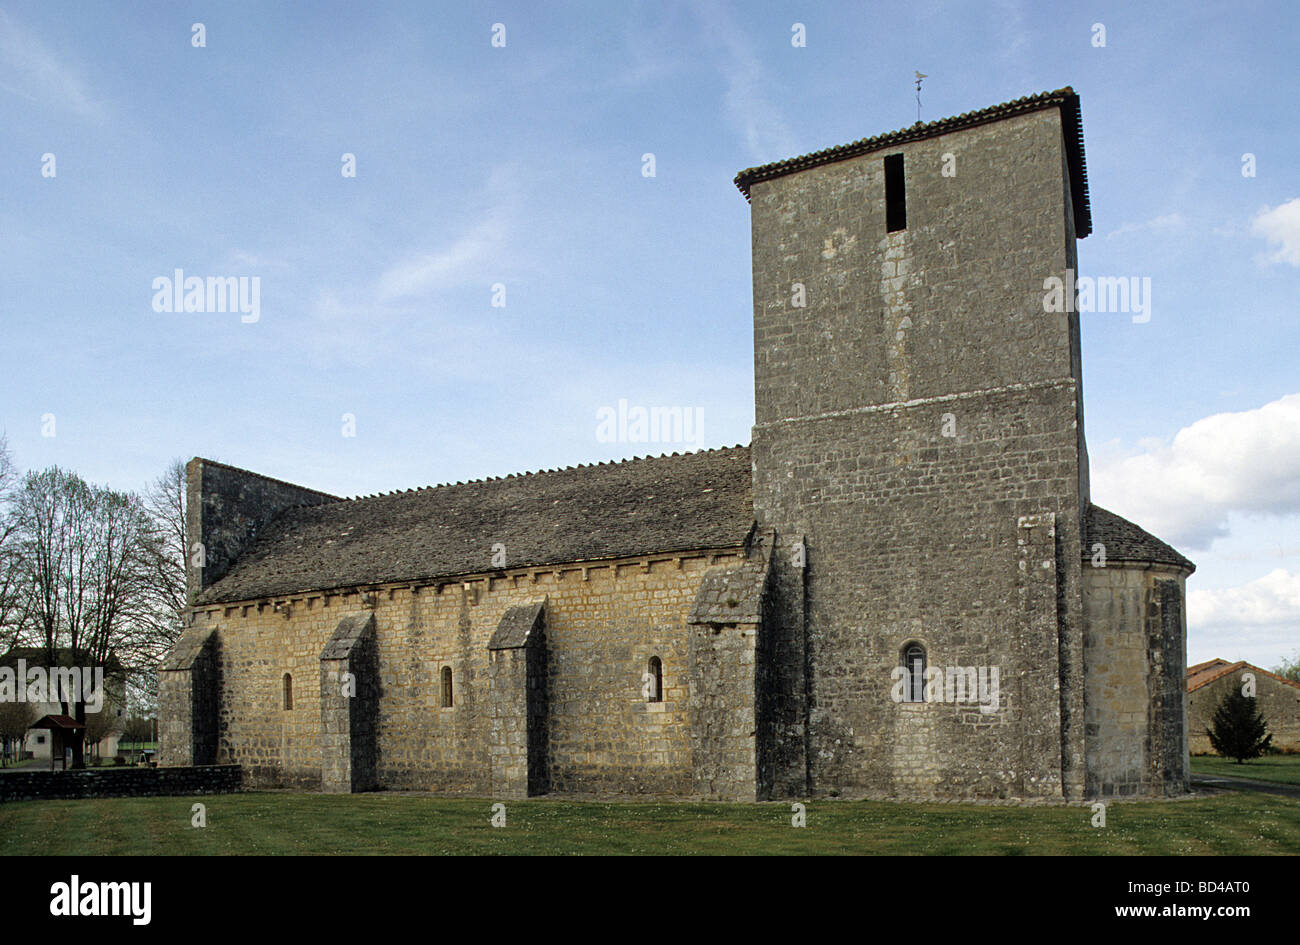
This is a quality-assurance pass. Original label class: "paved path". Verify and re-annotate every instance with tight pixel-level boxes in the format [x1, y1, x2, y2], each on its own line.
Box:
[1191, 772, 1300, 799]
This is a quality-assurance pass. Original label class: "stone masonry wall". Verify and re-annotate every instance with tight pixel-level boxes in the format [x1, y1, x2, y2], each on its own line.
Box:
[188, 548, 748, 796]
[186, 458, 336, 603]
[1082, 563, 1189, 795]
[0, 765, 241, 803]
[157, 625, 220, 767]
[690, 621, 758, 800]
[748, 106, 1087, 799]
[755, 534, 807, 799]
[320, 613, 379, 793]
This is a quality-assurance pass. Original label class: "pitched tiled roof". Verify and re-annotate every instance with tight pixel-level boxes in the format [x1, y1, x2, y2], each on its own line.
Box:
[734, 87, 1091, 237]
[1187, 659, 1300, 693]
[195, 446, 756, 605]
[1085, 504, 1195, 573]
[32, 714, 84, 731]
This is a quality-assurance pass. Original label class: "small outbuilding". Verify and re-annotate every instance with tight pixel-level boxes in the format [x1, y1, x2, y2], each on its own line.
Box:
[1188, 659, 1300, 754]
[29, 715, 86, 770]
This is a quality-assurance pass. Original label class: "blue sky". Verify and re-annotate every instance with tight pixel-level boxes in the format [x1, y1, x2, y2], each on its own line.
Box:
[1, 1, 1297, 667]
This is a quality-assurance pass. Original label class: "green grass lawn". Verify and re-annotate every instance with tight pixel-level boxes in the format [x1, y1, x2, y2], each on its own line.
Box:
[1191, 753, 1300, 786]
[1, 790, 1297, 855]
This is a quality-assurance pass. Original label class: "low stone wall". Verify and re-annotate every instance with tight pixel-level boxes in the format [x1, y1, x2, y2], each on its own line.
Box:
[0, 764, 241, 802]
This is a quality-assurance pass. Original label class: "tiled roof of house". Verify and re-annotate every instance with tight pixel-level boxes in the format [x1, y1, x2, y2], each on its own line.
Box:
[1084, 504, 1196, 573]
[195, 445, 756, 605]
[31, 714, 84, 730]
[734, 87, 1092, 237]
[1187, 659, 1300, 693]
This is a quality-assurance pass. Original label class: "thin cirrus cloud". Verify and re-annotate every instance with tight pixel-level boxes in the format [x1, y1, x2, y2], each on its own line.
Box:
[693, 2, 797, 165]
[375, 215, 510, 302]
[374, 162, 523, 304]
[1252, 196, 1300, 266]
[1104, 212, 1186, 240]
[1090, 392, 1300, 550]
[0, 9, 107, 122]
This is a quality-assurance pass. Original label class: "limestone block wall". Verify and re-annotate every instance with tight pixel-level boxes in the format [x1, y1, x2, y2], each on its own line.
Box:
[157, 625, 220, 767]
[690, 621, 758, 800]
[1082, 563, 1189, 795]
[486, 604, 548, 798]
[752, 389, 1082, 800]
[488, 647, 531, 797]
[320, 613, 379, 793]
[756, 535, 807, 799]
[185, 458, 336, 602]
[186, 548, 750, 796]
[747, 105, 1089, 800]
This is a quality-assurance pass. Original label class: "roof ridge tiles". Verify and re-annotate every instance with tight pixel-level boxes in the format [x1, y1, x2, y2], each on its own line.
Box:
[731, 86, 1090, 237]
[195, 443, 757, 605]
[330, 443, 751, 505]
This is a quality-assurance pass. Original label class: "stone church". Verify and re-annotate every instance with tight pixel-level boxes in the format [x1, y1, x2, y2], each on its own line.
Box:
[160, 88, 1195, 802]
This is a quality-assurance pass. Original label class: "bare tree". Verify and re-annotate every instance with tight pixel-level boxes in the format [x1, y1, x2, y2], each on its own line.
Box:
[83, 705, 119, 762]
[10, 468, 157, 768]
[0, 434, 25, 651]
[120, 714, 153, 744]
[131, 459, 189, 712]
[0, 700, 36, 766]
[140, 459, 187, 621]
[2, 458, 187, 766]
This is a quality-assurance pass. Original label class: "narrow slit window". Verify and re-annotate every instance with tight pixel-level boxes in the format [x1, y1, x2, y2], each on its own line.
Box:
[885, 153, 906, 232]
[283, 673, 293, 710]
[902, 643, 926, 703]
[647, 656, 663, 703]
[441, 666, 454, 708]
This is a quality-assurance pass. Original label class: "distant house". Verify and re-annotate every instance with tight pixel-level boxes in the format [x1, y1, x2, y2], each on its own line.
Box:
[0, 648, 127, 763]
[1187, 658, 1300, 754]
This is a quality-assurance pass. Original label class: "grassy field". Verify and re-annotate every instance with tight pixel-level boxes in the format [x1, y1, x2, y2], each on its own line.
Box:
[1, 790, 1297, 855]
[1191, 753, 1300, 785]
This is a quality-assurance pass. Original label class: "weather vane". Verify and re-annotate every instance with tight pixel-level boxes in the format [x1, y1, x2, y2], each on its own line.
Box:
[915, 70, 928, 123]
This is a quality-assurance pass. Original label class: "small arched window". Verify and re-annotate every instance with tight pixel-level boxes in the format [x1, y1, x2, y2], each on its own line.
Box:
[902, 643, 926, 703]
[441, 666, 454, 708]
[283, 673, 293, 710]
[647, 656, 663, 703]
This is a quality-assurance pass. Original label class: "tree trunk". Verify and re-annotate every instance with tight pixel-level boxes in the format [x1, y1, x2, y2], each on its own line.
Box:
[71, 699, 87, 769]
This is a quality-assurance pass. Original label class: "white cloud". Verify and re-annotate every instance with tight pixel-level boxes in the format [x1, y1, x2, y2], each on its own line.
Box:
[376, 216, 507, 302]
[1188, 569, 1300, 667]
[1090, 393, 1300, 549]
[0, 10, 106, 121]
[1252, 197, 1300, 266]
[214, 249, 293, 273]
[1104, 212, 1185, 240]
[694, 3, 797, 164]
[374, 164, 520, 303]
[1191, 569, 1300, 628]
[302, 167, 523, 367]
